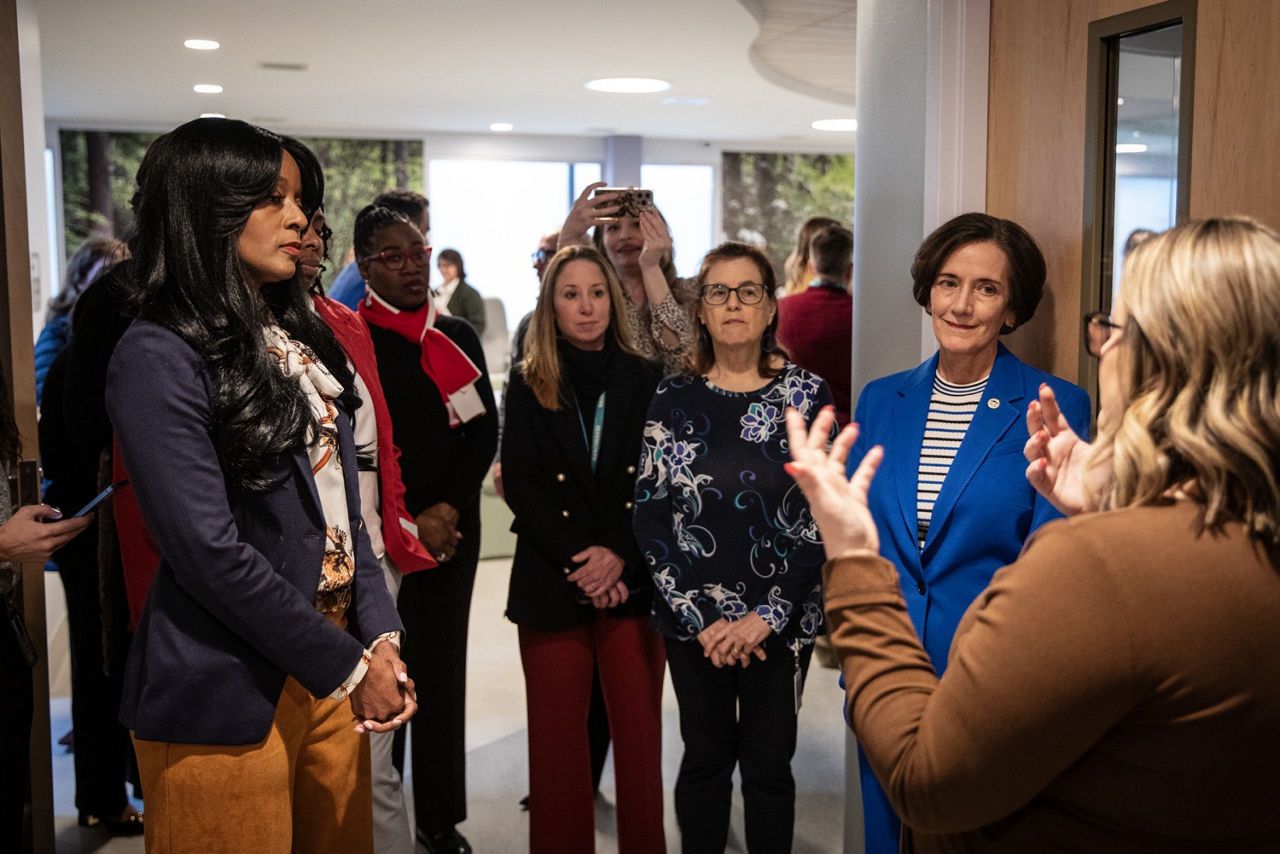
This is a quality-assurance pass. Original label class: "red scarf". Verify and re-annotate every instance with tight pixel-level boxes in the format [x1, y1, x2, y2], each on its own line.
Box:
[313, 295, 436, 574]
[357, 290, 485, 427]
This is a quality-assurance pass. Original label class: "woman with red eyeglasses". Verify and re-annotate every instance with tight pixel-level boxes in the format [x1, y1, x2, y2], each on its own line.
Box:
[352, 204, 498, 854]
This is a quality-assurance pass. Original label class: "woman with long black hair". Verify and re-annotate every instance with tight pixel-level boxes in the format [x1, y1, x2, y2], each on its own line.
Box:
[106, 117, 414, 853]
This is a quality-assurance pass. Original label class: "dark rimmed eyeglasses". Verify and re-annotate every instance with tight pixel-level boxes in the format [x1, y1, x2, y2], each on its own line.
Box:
[1083, 311, 1123, 357]
[701, 283, 766, 306]
[532, 248, 554, 264]
[360, 245, 433, 271]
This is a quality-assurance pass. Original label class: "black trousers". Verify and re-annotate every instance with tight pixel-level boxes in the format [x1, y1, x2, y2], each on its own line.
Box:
[664, 635, 813, 854]
[53, 527, 134, 816]
[393, 517, 479, 832]
[1, 596, 34, 849]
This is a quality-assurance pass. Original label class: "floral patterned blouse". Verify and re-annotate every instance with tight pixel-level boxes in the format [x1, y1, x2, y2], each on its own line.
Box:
[619, 277, 698, 375]
[632, 363, 833, 643]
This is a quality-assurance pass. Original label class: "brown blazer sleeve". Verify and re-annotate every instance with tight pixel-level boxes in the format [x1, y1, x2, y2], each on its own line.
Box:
[823, 524, 1142, 834]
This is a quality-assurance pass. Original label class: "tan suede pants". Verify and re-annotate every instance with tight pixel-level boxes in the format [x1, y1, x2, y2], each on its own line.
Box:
[132, 676, 373, 854]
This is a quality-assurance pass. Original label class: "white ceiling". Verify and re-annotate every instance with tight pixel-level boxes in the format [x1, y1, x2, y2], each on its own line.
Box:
[34, 0, 856, 149]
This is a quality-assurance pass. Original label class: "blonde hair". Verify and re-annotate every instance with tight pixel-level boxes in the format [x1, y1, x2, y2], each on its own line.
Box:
[782, 216, 841, 296]
[520, 245, 637, 410]
[1091, 217, 1280, 544]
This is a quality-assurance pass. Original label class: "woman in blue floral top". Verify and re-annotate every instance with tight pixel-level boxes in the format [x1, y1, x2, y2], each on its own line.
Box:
[633, 241, 832, 853]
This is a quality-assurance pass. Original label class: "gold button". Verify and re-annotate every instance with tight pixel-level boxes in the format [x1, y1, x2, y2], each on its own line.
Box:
[556, 473, 566, 482]
[563, 567, 571, 575]
[623, 501, 633, 510]
[561, 510, 570, 518]
[626, 465, 636, 475]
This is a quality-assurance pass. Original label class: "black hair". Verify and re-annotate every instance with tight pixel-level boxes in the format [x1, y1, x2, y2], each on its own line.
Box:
[353, 204, 415, 258]
[436, 248, 466, 285]
[809, 224, 853, 280]
[126, 117, 357, 492]
[371, 189, 429, 228]
[910, 212, 1045, 333]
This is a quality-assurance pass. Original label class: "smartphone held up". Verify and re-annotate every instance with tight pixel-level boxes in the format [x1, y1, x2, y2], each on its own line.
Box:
[593, 186, 654, 221]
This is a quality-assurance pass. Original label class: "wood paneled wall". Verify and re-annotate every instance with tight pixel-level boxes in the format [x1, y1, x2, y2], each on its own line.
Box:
[986, 0, 1150, 383]
[1188, 1, 1280, 222]
[988, 0, 1280, 384]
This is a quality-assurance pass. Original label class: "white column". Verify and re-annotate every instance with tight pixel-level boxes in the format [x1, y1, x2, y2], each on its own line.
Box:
[603, 134, 642, 187]
[845, 1, 990, 851]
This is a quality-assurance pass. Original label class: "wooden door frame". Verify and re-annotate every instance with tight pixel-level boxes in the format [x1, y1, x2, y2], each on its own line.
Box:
[1, 0, 55, 850]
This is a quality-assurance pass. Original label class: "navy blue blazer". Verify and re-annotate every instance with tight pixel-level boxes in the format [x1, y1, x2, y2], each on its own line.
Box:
[849, 342, 1091, 670]
[107, 321, 402, 745]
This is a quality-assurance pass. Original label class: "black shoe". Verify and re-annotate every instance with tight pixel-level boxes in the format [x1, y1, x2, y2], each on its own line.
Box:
[518, 794, 529, 811]
[417, 826, 472, 854]
[78, 809, 144, 837]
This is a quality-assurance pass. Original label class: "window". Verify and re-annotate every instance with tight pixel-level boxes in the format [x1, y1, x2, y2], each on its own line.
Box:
[427, 159, 599, 331]
[641, 164, 714, 280]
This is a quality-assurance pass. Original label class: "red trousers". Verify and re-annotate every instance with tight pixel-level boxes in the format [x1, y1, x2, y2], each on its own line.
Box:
[519, 614, 666, 854]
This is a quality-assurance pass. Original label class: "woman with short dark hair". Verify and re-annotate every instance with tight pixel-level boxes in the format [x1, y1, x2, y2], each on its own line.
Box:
[434, 248, 486, 335]
[843, 211, 1090, 853]
[787, 216, 1280, 850]
[633, 241, 832, 852]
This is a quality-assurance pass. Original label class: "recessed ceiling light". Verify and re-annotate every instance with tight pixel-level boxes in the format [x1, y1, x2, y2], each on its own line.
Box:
[1116, 143, 1148, 154]
[662, 96, 709, 106]
[200, 113, 226, 119]
[193, 83, 223, 94]
[184, 39, 220, 51]
[812, 118, 858, 132]
[489, 122, 514, 132]
[585, 77, 672, 94]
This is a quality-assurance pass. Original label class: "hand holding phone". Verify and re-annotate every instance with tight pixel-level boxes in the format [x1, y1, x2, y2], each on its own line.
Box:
[592, 187, 654, 221]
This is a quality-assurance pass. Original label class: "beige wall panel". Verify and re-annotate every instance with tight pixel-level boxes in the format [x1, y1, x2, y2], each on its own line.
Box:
[987, 0, 1150, 382]
[1189, 0, 1280, 226]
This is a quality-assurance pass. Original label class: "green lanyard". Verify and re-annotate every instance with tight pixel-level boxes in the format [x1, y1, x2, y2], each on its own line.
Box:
[576, 392, 606, 472]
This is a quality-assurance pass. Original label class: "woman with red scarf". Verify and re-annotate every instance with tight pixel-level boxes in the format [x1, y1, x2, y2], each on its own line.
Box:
[352, 204, 498, 854]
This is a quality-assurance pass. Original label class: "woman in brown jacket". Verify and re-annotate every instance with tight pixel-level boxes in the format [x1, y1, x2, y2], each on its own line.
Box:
[786, 217, 1280, 852]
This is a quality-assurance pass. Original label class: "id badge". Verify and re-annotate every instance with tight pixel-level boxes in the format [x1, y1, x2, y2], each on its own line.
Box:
[792, 644, 803, 715]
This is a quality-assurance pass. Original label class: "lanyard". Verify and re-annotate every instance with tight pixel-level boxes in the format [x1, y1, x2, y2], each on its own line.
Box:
[575, 391, 606, 472]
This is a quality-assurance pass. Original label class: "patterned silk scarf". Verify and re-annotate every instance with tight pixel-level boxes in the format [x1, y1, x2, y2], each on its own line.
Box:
[264, 324, 354, 595]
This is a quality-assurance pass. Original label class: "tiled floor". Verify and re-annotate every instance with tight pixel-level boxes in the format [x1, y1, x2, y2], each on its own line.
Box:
[47, 529, 853, 851]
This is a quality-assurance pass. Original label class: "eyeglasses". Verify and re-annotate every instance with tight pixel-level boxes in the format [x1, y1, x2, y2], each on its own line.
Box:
[360, 245, 432, 271]
[1083, 311, 1123, 357]
[700, 283, 766, 306]
[532, 248, 554, 264]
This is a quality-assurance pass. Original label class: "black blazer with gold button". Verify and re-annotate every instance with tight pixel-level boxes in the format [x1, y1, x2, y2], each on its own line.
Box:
[501, 348, 662, 630]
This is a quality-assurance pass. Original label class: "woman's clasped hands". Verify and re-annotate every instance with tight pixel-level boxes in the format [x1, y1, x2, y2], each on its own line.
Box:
[698, 614, 771, 668]
[568, 545, 630, 608]
[350, 639, 418, 734]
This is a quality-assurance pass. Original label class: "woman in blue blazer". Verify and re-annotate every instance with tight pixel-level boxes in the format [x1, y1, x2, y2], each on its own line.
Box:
[847, 213, 1090, 852]
[105, 119, 412, 853]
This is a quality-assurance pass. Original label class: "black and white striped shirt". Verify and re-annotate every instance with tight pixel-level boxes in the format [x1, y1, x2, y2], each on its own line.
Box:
[916, 374, 989, 546]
